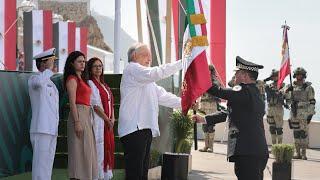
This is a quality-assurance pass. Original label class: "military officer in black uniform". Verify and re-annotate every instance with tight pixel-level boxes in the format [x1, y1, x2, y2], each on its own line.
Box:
[193, 56, 269, 180]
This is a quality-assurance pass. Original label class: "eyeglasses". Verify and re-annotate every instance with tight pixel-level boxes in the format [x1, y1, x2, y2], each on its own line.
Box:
[92, 65, 103, 69]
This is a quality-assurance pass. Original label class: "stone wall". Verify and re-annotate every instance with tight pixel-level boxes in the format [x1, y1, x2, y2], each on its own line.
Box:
[38, 0, 89, 22]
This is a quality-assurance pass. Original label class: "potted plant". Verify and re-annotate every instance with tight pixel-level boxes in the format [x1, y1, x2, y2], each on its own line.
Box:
[271, 144, 294, 180]
[161, 110, 193, 180]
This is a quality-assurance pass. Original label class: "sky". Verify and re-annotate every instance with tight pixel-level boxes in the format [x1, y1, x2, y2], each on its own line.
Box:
[91, 0, 320, 113]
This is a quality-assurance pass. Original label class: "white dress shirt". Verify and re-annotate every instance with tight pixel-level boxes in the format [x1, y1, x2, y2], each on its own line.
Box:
[28, 69, 59, 135]
[118, 60, 183, 138]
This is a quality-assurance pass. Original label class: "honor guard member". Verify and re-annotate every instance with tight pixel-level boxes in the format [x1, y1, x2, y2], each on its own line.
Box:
[285, 67, 316, 160]
[198, 65, 220, 153]
[264, 69, 286, 144]
[28, 48, 59, 180]
[193, 56, 269, 180]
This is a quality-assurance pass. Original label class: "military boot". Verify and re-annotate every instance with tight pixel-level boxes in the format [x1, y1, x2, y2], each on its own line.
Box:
[301, 148, 308, 160]
[293, 146, 302, 159]
[271, 134, 277, 144]
[277, 135, 283, 144]
[207, 133, 215, 153]
[199, 133, 209, 152]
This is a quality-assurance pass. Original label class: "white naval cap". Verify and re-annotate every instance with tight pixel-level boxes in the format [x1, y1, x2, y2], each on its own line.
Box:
[33, 48, 58, 61]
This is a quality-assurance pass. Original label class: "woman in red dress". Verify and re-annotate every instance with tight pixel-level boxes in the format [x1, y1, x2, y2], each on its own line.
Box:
[63, 51, 98, 180]
[87, 57, 115, 179]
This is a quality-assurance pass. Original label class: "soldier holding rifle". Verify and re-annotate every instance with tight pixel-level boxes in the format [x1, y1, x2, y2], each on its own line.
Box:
[285, 67, 316, 160]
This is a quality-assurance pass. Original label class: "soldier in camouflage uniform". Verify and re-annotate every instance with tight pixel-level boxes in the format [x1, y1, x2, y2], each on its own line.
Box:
[285, 67, 316, 160]
[199, 65, 220, 153]
[264, 69, 286, 144]
[256, 79, 266, 101]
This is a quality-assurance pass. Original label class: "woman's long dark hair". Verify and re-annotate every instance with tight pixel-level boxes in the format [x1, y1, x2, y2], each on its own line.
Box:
[63, 51, 86, 88]
[86, 57, 105, 84]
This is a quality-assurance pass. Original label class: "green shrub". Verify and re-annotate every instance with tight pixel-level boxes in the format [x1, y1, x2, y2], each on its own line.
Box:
[271, 144, 294, 163]
[171, 110, 194, 153]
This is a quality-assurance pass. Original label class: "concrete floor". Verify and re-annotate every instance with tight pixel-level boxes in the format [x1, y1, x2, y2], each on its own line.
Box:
[188, 141, 320, 180]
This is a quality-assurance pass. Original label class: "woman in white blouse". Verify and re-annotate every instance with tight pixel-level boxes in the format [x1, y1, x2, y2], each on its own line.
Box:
[87, 57, 115, 180]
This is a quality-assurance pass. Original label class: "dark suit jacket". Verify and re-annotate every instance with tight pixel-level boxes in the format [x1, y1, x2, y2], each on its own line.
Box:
[205, 83, 269, 160]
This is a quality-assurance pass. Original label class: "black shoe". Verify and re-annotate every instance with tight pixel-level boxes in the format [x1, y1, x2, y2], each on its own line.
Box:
[293, 155, 302, 159]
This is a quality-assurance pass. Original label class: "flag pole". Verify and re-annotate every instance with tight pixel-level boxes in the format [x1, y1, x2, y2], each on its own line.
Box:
[193, 109, 198, 150]
[136, 0, 143, 43]
[178, 0, 198, 150]
[281, 21, 296, 119]
[165, 0, 172, 64]
[114, 0, 121, 73]
[283, 21, 293, 86]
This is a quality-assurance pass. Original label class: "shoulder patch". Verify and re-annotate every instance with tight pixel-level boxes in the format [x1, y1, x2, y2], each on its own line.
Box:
[305, 81, 312, 86]
[233, 85, 242, 91]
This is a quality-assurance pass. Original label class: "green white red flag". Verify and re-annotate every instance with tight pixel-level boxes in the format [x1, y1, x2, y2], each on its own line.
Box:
[181, 0, 212, 114]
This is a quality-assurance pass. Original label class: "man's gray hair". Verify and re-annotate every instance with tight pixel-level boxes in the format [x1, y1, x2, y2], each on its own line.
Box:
[127, 43, 148, 62]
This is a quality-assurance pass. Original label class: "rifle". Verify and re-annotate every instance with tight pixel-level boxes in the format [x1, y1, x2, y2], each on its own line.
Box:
[291, 100, 298, 117]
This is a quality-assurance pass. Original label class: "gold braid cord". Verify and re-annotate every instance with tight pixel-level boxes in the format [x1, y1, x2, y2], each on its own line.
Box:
[190, 14, 207, 25]
[191, 36, 208, 47]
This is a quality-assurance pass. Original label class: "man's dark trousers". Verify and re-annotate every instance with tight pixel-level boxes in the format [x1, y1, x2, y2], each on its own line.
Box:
[120, 129, 152, 180]
[234, 156, 268, 180]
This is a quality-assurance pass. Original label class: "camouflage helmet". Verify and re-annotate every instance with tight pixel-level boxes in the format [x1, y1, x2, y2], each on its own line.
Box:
[293, 67, 307, 78]
[270, 69, 279, 77]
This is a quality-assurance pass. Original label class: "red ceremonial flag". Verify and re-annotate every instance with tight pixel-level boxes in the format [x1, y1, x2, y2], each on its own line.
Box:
[277, 25, 291, 89]
[210, 0, 226, 86]
[0, 0, 16, 70]
[181, 0, 212, 114]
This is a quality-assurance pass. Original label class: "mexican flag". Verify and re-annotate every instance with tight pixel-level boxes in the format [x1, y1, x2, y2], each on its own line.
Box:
[181, 0, 212, 114]
[23, 10, 53, 71]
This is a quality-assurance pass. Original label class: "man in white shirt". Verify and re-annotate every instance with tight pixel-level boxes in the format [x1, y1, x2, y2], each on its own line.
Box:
[28, 48, 59, 180]
[118, 43, 182, 180]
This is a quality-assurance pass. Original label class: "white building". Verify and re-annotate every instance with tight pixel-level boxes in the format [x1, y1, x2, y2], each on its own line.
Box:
[87, 45, 124, 73]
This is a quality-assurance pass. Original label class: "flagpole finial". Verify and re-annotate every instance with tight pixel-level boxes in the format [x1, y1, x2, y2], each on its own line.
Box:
[281, 21, 290, 30]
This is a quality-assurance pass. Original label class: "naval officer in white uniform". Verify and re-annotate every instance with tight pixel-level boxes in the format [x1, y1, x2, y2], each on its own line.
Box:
[28, 48, 59, 180]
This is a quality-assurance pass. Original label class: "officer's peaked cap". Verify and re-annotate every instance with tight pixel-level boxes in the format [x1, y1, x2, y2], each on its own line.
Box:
[235, 56, 264, 72]
[33, 48, 57, 61]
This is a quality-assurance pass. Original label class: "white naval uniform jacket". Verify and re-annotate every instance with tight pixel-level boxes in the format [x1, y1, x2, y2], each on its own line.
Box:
[118, 61, 183, 138]
[28, 69, 59, 135]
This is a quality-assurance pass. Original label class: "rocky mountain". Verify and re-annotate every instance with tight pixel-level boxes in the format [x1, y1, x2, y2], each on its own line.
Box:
[78, 15, 112, 52]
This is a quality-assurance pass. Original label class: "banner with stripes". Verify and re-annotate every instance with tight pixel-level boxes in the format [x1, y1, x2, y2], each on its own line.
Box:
[75, 27, 88, 57]
[181, 0, 211, 114]
[23, 10, 53, 71]
[53, 21, 76, 72]
[172, 0, 226, 85]
[277, 24, 291, 89]
[0, 0, 16, 70]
